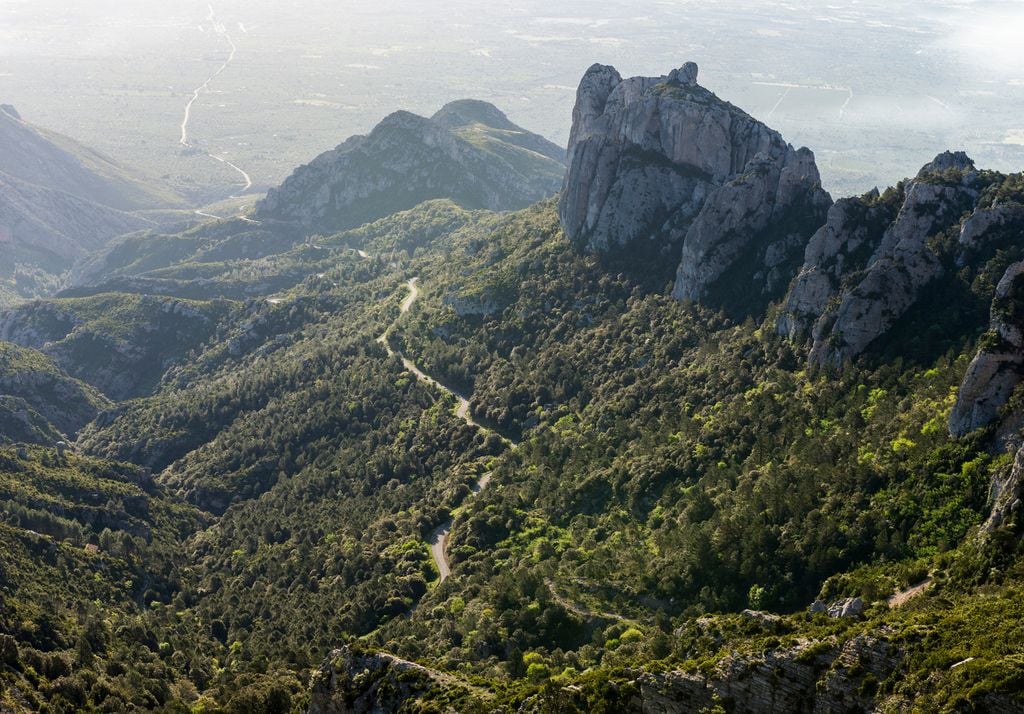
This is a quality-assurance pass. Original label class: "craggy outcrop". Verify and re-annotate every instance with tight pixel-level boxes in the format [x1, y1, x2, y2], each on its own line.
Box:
[637, 632, 901, 713]
[949, 262, 1024, 436]
[984, 441, 1024, 532]
[558, 61, 830, 309]
[672, 146, 831, 306]
[957, 204, 1024, 260]
[776, 152, 980, 367]
[257, 102, 565, 235]
[776, 190, 897, 341]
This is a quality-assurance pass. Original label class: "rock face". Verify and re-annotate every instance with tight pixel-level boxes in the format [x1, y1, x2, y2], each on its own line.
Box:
[558, 62, 830, 310]
[776, 191, 897, 341]
[949, 262, 1024, 436]
[777, 152, 981, 367]
[636, 631, 901, 714]
[256, 101, 565, 235]
[983, 441, 1024, 532]
[957, 204, 1024, 259]
[826, 596, 864, 619]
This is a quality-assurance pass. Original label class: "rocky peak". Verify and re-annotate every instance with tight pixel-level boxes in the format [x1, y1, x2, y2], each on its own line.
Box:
[918, 150, 975, 178]
[559, 61, 830, 313]
[375, 109, 430, 132]
[775, 152, 986, 368]
[255, 100, 565, 234]
[776, 193, 900, 341]
[566, 63, 622, 151]
[430, 99, 517, 131]
[668, 61, 699, 86]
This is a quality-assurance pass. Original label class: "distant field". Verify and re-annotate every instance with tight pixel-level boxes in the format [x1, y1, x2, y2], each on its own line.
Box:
[1, 0, 1022, 200]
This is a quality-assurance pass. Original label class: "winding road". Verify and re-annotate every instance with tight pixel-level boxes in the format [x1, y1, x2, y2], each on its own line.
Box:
[376, 278, 515, 582]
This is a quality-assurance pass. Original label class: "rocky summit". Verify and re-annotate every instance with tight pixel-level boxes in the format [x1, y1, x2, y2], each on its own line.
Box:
[558, 61, 831, 311]
[256, 101, 566, 235]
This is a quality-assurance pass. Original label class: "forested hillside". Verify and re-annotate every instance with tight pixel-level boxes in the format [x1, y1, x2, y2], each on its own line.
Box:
[1, 63, 1024, 713]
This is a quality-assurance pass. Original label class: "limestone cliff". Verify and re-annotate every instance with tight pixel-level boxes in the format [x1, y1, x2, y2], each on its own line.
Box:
[776, 190, 898, 342]
[778, 152, 986, 367]
[558, 62, 830, 310]
[949, 262, 1024, 436]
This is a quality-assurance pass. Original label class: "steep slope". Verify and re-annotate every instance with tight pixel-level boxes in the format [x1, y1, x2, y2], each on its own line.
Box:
[778, 152, 1024, 371]
[0, 170, 152, 264]
[5, 65, 1024, 713]
[255, 101, 565, 235]
[0, 445, 204, 713]
[0, 105, 185, 306]
[0, 105, 182, 212]
[0, 342, 109, 442]
[559, 62, 831, 312]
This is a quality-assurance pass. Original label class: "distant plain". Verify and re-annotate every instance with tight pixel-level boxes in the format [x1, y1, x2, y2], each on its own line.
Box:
[2, 0, 1022, 202]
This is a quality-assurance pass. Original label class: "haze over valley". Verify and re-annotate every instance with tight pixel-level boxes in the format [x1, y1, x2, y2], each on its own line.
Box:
[2, 0, 1023, 202]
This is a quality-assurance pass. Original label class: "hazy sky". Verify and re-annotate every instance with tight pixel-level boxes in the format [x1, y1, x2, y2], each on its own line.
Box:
[1, 0, 1022, 199]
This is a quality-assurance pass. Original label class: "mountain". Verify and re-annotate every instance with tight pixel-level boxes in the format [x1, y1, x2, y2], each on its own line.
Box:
[0, 105, 181, 212]
[255, 100, 566, 234]
[3, 64, 1024, 712]
[0, 105, 186, 306]
[559, 62, 831, 314]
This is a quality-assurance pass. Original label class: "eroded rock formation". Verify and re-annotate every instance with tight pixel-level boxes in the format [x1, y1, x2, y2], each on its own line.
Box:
[559, 61, 830, 311]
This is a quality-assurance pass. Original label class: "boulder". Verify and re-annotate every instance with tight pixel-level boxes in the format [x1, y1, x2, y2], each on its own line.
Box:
[827, 597, 864, 618]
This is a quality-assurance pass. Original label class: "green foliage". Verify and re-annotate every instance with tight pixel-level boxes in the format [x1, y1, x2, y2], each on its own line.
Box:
[2, 177, 1024, 711]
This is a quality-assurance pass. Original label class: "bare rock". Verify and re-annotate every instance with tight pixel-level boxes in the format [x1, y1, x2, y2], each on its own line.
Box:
[958, 204, 1024, 255]
[777, 191, 896, 341]
[982, 442, 1024, 533]
[639, 629, 898, 713]
[949, 261, 1024, 436]
[827, 596, 863, 618]
[804, 165, 976, 367]
[672, 146, 830, 304]
[918, 150, 975, 177]
[559, 62, 830, 311]
[257, 102, 564, 235]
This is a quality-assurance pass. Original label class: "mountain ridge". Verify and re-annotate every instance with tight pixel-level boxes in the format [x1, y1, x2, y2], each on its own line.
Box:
[255, 99, 566, 235]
